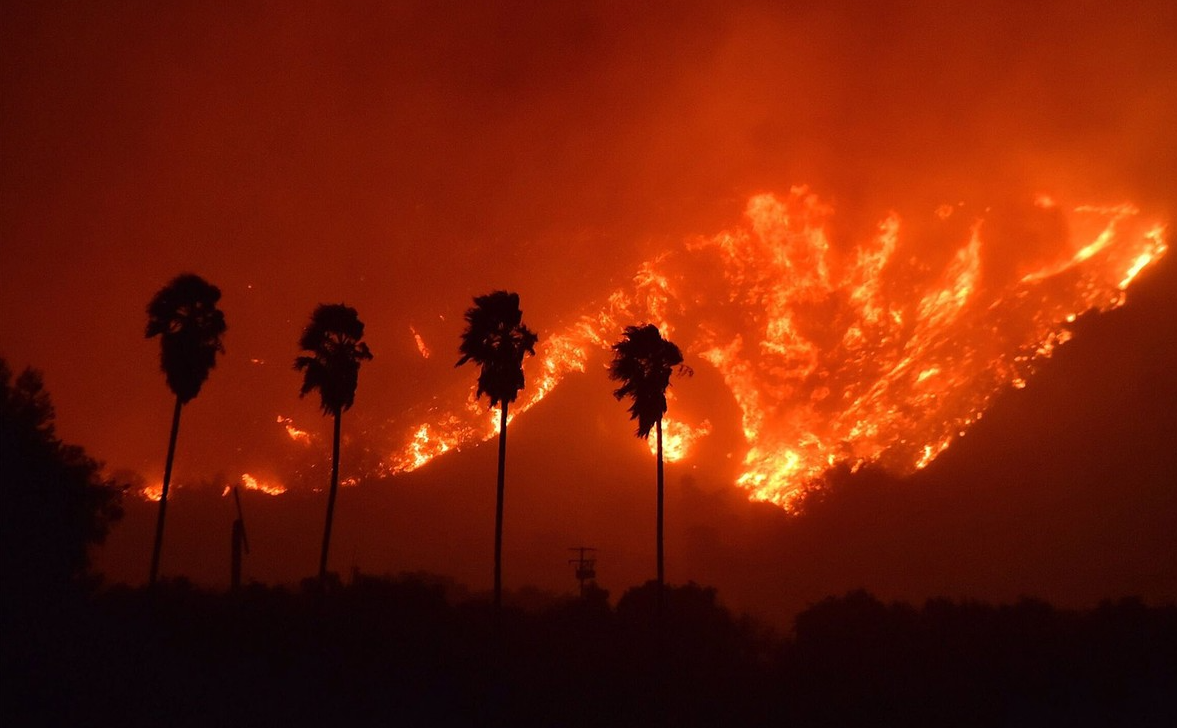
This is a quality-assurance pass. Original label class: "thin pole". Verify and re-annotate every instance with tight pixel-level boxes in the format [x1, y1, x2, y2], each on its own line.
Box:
[494, 402, 508, 610]
[231, 520, 244, 591]
[656, 417, 664, 616]
[149, 395, 183, 586]
[319, 410, 342, 581]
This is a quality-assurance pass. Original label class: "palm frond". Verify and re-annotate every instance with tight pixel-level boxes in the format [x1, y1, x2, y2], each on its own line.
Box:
[145, 273, 227, 403]
[608, 324, 686, 438]
[295, 304, 373, 416]
[456, 291, 538, 407]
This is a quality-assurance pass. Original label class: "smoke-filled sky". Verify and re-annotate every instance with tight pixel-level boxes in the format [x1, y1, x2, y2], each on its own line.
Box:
[3, 0, 1176, 623]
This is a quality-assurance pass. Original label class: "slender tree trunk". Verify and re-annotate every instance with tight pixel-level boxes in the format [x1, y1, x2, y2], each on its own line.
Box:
[656, 417, 665, 616]
[231, 519, 244, 592]
[149, 395, 183, 586]
[319, 410, 342, 581]
[494, 402, 508, 610]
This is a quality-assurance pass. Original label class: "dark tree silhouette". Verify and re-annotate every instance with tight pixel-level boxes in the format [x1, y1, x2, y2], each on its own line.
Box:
[608, 324, 688, 613]
[0, 359, 123, 603]
[295, 303, 373, 581]
[456, 291, 538, 610]
[145, 273, 226, 585]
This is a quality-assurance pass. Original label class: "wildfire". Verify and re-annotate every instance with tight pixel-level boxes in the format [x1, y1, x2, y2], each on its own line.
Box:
[1119, 226, 1166, 289]
[411, 326, 431, 359]
[277, 415, 312, 444]
[137, 472, 285, 501]
[389, 416, 491, 474]
[239, 472, 287, 496]
[653, 418, 714, 463]
[381, 187, 1166, 511]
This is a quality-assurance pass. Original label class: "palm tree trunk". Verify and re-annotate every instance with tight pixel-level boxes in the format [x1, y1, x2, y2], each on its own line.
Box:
[319, 409, 342, 581]
[656, 417, 665, 616]
[231, 519, 244, 591]
[149, 395, 183, 586]
[494, 402, 508, 610]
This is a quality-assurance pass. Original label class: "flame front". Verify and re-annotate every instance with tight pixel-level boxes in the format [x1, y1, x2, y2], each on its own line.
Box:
[277, 415, 312, 444]
[411, 326, 431, 359]
[653, 417, 714, 463]
[240, 472, 287, 496]
[383, 187, 1166, 510]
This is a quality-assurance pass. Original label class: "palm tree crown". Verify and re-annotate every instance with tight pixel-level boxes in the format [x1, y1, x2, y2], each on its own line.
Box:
[456, 291, 538, 407]
[294, 303, 372, 581]
[295, 304, 373, 415]
[609, 324, 687, 438]
[456, 290, 537, 611]
[145, 273, 227, 403]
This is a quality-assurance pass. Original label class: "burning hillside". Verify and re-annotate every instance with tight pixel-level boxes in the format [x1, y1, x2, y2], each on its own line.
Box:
[379, 187, 1166, 510]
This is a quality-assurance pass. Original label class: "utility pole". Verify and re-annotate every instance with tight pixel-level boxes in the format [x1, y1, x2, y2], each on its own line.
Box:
[568, 546, 597, 598]
[230, 485, 250, 591]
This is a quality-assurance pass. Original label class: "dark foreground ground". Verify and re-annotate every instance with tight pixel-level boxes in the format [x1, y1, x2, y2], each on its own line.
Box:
[5, 576, 1176, 727]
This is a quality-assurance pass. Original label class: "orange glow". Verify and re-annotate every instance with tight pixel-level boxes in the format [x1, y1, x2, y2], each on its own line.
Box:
[1034, 194, 1057, 209]
[652, 418, 714, 463]
[387, 417, 489, 474]
[383, 188, 1166, 511]
[140, 481, 165, 502]
[277, 415, 312, 444]
[1119, 226, 1167, 290]
[411, 326, 431, 359]
[240, 472, 287, 496]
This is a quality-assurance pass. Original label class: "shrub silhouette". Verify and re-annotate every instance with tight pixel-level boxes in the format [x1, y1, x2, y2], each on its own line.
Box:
[0, 359, 123, 605]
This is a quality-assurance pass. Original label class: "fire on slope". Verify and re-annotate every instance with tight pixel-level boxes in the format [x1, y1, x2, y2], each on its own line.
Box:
[384, 187, 1167, 510]
[141, 472, 288, 501]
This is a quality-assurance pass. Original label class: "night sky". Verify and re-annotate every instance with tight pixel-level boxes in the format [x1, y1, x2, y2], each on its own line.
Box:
[3, 0, 1175, 624]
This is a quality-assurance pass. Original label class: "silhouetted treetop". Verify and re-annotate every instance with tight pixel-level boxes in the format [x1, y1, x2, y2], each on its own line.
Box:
[0, 359, 123, 597]
[456, 290, 538, 408]
[145, 273, 227, 403]
[295, 303, 373, 416]
[609, 324, 688, 438]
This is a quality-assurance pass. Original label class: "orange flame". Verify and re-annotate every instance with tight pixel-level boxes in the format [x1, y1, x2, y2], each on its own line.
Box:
[411, 326, 431, 359]
[691, 189, 1165, 509]
[277, 415, 312, 444]
[383, 187, 1166, 510]
[652, 418, 714, 463]
[240, 472, 287, 496]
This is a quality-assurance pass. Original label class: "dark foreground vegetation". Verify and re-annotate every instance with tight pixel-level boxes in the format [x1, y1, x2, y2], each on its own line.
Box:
[5, 576, 1176, 728]
[3, 351, 1176, 726]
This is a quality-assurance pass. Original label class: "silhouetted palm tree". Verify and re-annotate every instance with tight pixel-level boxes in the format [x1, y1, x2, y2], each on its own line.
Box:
[456, 291, 538, 610]
[145, 273, 227, 585]
[609, 324, 688, 612]
[295, 303, 373, 581]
